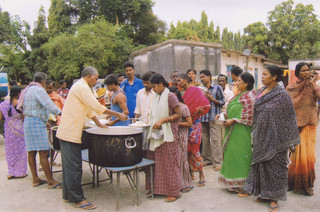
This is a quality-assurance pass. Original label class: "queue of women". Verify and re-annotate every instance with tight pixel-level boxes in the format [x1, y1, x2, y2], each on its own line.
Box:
[0, 62, 318, 211]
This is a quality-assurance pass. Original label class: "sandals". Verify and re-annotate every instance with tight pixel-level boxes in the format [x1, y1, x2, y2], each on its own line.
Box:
[181, 186, 194, 193]
[198, 180, 206, 187]
[269, 205, 279, 212]
[76, 202, 97, 210]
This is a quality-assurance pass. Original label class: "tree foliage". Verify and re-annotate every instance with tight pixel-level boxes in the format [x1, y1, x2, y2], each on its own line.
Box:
[28, 6, 50, 75]
[266, 0, 320, 62]
[243, 22, 268, 55]
[48, 0, 73, 36]
[66, 0, 166, 45]
[42, 19, 134, 81]
[0, 9, 31, 82]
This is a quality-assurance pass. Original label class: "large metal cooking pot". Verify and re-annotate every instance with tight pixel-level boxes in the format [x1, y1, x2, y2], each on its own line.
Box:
[85, 127, 143, 167]
[50, 126, 91, 150]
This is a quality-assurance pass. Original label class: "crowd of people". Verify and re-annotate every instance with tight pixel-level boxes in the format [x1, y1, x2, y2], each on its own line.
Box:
[0, 61, 319, 211]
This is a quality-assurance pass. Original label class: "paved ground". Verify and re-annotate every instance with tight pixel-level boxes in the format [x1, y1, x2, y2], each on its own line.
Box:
[0, 128, 319, 212]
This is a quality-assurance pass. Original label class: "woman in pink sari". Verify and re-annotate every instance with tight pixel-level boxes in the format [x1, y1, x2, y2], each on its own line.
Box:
[177, 73, 210, 187]
[0, 86, 27, 179]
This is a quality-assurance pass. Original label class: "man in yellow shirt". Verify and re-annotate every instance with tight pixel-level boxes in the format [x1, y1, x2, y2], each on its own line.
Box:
[57, 66, 127, 210]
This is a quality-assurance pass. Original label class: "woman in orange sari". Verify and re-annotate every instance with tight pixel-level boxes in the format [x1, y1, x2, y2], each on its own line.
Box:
[286, 62, 320, 196]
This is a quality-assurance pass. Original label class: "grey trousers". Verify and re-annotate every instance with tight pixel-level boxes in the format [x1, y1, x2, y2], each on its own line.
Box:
[60, 139, 85, 203]
[201, 121, 222, 168]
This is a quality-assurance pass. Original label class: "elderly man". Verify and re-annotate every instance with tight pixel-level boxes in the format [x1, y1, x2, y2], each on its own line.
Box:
[19, 72, 62, 188]
[57, 66, 127, 210]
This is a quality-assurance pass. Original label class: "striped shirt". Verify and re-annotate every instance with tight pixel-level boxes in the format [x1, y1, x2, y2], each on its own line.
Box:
[23, 86, 61, 122]
[201, 84, 225, 122]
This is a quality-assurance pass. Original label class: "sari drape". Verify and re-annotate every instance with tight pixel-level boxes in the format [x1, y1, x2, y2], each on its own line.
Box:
[0, 99, 27, 177]
[218, 91, 254, 191]
[183, 86, 209, 172]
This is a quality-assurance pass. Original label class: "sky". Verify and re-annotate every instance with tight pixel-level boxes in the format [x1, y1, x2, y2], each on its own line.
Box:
[1, 0, 320, 33]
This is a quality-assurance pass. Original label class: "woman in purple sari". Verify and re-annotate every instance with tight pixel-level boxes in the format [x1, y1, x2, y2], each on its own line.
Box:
[0, 86, 27, 179]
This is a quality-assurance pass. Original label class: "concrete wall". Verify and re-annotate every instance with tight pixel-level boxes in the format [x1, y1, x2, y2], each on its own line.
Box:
[221, 51, 265, 89]
[131, 43, 222, 82]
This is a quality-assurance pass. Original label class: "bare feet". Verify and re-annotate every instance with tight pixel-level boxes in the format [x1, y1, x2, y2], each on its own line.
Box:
[7, 174, 27, 180]
[191, 171, 195, 180]
[237, 192, 250, 197]
[164, 196, 180, 202]
[214, 166, 221, 171]
[255, 197, 269, 202]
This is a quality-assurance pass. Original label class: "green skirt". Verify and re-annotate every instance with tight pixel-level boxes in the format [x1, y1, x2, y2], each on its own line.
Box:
[218, 122, 252, 191]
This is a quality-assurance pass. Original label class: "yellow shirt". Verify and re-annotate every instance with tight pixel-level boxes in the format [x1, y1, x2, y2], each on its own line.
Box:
[57, 78, 106, 143]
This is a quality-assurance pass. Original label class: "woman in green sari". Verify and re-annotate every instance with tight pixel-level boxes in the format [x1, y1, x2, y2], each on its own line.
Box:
[217, 73, 256, 196]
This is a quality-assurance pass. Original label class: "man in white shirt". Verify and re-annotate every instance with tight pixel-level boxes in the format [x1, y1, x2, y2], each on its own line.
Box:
[134, 72, 155, 124]
[218, 74, 234, 113]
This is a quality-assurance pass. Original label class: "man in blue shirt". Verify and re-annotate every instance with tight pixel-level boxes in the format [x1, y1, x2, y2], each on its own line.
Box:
[121, 61, 144, 118]
[200, 70, 225, 171]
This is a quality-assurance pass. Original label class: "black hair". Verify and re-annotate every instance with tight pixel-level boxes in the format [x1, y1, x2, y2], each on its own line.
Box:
[218, 74, 228, 81]
[59, 80, 66, 85]
[117, 73, 126, 78]
[8, 86, 21, 117]
[200, 69, 212, 78]
[150, 73, 169, 87]
[124, 61, 134, 69]
[265, 65, 284, 82]
[9, 80, 17, 87]
[104, 74, 119, 86]
[187, 69, 197, 75]
[45, 79, 55, 87]
[135, 74, 141, 79]
[178, 73, 192, 83]
[295, 62, 310, 78]
[231, 66, 243, 76]
[169, 86, 184, 103]
[141, 72, 153, 81]
[239, 72, 254, 91]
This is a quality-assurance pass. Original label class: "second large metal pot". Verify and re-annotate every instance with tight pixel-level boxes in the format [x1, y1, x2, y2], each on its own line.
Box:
[50, 126, 90, 150]
[84, 127, 143, 167]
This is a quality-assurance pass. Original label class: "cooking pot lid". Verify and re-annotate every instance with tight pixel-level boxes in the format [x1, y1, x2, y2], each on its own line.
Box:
[85, 126, 143, 135]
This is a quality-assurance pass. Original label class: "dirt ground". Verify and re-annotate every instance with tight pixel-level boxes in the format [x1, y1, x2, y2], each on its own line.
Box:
[0, 127, 320, 212]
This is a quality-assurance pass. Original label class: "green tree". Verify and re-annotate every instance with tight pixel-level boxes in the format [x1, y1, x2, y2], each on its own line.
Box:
[267, 0, 320, 62]
[0, 12, 31, 82]
[48, 0, 73, 36]
[243, 22, 268, 55]
[66, 0, 166, 45]
[234, 31, 243, 52]
[0, 8, 11, 43]
[28, 6, 50, 75]
[221, 27, 231, 49]
[42, 18, 134, 81]
[214, 26, 220, 43]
